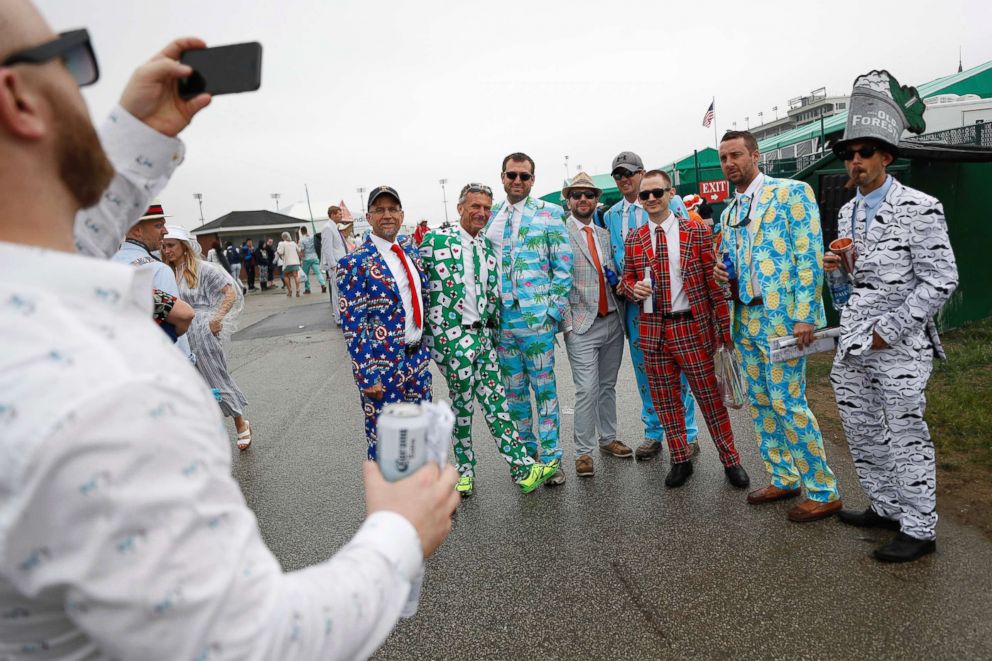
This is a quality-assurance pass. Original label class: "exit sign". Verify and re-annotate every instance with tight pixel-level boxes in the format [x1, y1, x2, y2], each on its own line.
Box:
[699, 179, 729, 203]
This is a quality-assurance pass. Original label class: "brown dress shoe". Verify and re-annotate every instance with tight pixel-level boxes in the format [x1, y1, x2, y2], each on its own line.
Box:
[634, 439, 662, 460]
[747, 484, 801, 504]
[576, 454, 594, 477]
[600, 440, 633, 458]
[788, 498, 843, 523]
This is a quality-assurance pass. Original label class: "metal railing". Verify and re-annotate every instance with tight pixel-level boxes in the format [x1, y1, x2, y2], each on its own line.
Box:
[761, 151, 829, 178]
[909, 123, 991, 148]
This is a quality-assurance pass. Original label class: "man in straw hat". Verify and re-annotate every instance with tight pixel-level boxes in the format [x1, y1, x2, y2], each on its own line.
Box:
[560, 172, 630, 477]
[714, 130, 842, 522]
[826, 70, 959, 563]
[419, 182, 559, 495]
[112, 201, 194, 361]
[603, 151, 700, 462]
[621, 170, 750, 490]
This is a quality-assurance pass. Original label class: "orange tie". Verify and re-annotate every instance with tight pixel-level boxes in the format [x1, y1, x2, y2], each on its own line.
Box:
[584, 226, 609, 316]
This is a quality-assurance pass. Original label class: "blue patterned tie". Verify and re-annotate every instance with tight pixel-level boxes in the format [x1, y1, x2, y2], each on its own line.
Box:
[735, 194, 756, 304]
[500, 205, 514, 305]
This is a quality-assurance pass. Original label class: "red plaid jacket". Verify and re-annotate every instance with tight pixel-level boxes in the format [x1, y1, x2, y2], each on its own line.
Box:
[620, 218, 731, 353]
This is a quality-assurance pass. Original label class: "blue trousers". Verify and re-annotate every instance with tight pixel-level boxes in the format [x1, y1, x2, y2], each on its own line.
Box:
[625, 304, 699, 444]
[497, 308, 562, 464]
[360, 344, 432, 460]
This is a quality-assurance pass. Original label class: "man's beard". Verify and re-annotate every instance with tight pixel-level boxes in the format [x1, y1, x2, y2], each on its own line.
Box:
[52, 87, 115, 209]
[572, 208, 594, 221]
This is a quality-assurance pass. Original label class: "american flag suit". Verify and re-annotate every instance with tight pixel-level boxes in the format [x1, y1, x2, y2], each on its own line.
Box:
[829, 178, 958, 541]
[620, 219, 741, 467]
[337, 235, 432, 458]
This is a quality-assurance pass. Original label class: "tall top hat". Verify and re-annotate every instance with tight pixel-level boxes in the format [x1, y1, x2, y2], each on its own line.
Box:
[832, 69, 927, 157]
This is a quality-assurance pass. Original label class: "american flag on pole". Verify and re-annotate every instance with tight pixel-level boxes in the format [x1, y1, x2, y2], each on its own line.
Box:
[702, 99, 715, 128]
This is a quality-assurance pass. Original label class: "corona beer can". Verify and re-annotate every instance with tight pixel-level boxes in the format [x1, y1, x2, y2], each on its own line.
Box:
[376, 403, 430, 483]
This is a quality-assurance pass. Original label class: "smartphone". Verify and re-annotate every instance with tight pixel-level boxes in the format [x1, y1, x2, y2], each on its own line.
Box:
[178, 42, 262, 99]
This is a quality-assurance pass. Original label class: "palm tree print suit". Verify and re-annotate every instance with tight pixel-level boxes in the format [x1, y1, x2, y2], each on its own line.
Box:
[485, 197, 573, 462]
[720, 176, 839, 502]
[829, 179, 958, 540]
[419, 227, 536, 481]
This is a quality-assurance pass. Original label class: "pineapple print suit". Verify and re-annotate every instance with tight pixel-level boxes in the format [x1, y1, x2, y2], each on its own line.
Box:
[720, 176, 839, 502]
[485, 197, 573, 463]
[419, 226, 535, 481]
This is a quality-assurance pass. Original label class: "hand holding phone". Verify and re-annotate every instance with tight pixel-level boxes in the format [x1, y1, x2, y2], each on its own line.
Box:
[178, 42, 262, 99]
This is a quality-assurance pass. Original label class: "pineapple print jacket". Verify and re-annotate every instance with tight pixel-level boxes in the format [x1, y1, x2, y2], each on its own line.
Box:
[418, 226, 500, 361]
[833, 179, 958, 360]
[719, 175, 827, 333]
[486, 197, 573, 331]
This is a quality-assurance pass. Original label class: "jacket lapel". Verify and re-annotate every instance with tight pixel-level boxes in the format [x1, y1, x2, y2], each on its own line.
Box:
[863, 181, 898, 255]
[678, 220, 692, 271]
[749, 179, 777, 240]
[569, 221, 594, 266]
[367, 240, 400, 302]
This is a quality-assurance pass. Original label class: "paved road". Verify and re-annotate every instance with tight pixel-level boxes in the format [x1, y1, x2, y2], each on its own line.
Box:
[226, 289, 992, 660]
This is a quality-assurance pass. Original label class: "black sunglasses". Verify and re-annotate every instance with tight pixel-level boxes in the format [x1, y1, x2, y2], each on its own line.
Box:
[612, 170, 641, 181]
[838, 145, 879, 161]
[2, 29, 99, 87]
[638, 188, 670, 201]
[568, 190, 597, 200]
[503, 171, 533, 182]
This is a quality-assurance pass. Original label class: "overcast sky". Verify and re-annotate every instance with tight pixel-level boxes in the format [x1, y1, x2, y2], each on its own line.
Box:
[38, 0, 992, 230]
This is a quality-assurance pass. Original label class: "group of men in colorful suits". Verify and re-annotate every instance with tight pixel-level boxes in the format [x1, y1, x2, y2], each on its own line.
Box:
[337, 99, 958, 564]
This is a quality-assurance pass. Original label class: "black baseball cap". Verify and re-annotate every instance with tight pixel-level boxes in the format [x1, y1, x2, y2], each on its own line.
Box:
[611, 151, 644, 175]
[368, 185, 402, 209]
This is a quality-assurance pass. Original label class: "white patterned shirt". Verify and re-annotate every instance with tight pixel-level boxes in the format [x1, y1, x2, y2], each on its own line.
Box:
[0, 192, 420, 661]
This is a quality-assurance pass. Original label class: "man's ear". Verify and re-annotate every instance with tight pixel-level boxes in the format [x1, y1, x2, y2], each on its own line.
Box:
[882, 151, 896, 168]
[0, 70, 48, 140]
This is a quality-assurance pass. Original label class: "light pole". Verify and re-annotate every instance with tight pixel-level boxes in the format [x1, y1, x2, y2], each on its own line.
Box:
[563, 155, 569, 182]
[439, 178, 448, 224]
[745, 116, 750, 129]
[356, 187, 366, 215]
[270, 193, 281, 212]
[192, 193, 204, 225]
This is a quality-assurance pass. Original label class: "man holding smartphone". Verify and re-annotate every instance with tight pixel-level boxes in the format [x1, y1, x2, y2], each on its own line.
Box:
[0, 4, 458, 658]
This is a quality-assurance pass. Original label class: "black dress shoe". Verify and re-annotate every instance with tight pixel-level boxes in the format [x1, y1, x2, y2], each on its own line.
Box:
[873, 532, 936, 563]
[724, 465, 750, 489]
[838, 508, 900, 531]
[664, 461, 693, 488]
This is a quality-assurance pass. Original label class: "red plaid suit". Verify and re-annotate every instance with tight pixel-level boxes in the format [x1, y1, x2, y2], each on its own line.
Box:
[620, 218, 739, 466]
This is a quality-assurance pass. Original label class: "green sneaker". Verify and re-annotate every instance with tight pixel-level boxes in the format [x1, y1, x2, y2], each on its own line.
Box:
[456, 475, 474, 497]
[518, 462, 558, 494]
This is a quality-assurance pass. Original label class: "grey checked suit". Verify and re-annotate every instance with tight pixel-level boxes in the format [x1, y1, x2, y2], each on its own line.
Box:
[562, 218, 626, 457]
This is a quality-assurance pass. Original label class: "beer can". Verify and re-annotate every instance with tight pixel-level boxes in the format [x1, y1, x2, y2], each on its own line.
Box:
[376, 403, 430, 483]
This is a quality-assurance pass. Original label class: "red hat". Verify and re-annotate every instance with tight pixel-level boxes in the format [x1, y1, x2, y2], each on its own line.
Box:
[682, 194, 703, 210]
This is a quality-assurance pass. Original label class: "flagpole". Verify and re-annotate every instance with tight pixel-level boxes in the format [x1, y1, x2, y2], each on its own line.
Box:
[712, 97, 718, 149]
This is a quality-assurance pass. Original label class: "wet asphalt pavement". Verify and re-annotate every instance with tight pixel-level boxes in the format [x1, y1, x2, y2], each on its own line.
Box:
[226, 289, 992, 660]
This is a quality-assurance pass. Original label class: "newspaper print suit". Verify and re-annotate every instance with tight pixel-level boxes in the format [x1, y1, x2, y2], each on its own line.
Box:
[830, 178, 958, 540]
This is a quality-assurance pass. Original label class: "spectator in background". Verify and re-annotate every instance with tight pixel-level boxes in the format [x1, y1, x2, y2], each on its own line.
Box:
[277, 230, 303, 298]
[298, 225, 327, 294]
[682, 194, 705, 226]
[260, 237, 276, 290]
[321, 205, 352, 323]
[413, 218, 429, 245]
[207, 239, 232, 275]
[225, 241, 245, 292]
[241, 238, 257, 290]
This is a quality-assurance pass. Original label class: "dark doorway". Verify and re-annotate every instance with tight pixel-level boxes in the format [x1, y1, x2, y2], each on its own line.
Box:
[817, 173, 855, 247]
